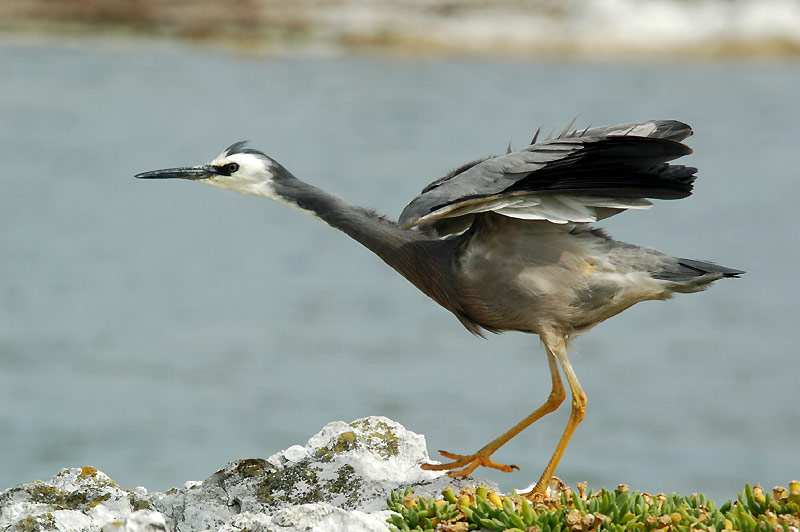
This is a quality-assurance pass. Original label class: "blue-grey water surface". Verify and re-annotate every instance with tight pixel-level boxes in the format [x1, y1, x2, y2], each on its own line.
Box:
[1, 38, 798, 502]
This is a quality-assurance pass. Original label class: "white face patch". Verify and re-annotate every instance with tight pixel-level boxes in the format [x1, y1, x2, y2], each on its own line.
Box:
[201, 149, 322, 222]
[202, 152, 278, 199]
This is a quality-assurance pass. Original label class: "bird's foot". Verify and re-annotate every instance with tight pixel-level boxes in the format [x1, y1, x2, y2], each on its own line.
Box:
[523, 476, 567, 501]
[421, 449, 519, 478]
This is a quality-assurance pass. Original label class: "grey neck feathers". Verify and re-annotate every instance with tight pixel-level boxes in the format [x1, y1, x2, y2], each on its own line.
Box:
[270, 171, 480, 333]
[271, 172, 420, 259]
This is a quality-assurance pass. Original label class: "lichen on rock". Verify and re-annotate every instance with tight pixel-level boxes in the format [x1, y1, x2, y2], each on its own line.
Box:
[0, 416, 489, 532]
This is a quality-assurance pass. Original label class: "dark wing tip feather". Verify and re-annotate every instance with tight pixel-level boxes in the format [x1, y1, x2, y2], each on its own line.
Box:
[418, 120, 691, 197]
[402, 120, 697, 229]
[648, 120, 693, 141]
[505, 136, 697, 200]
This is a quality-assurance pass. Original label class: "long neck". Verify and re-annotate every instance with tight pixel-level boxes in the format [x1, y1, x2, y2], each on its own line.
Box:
[270, 171, 428, 271]
[266, 170, 478, 332]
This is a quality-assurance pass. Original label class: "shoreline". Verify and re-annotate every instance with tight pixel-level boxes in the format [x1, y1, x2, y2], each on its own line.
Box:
[2, 0, 800, 59]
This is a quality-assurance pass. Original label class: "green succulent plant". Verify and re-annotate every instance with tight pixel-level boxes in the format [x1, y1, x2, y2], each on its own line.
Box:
[386, 481, 800, 532]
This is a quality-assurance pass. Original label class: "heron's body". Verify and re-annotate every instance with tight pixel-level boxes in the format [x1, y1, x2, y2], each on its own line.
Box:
[458, 218, 675, 335]
[136, 120, 742, 495]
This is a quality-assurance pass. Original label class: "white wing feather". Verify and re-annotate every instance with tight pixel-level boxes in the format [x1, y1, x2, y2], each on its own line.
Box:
[418, 194, 653, 226]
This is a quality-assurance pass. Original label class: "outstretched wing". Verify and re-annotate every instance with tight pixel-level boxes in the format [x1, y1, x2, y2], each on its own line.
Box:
[398, 120, 696, 234]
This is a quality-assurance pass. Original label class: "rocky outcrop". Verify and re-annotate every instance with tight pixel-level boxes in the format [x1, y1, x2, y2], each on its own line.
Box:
[0, 416, 495, 532]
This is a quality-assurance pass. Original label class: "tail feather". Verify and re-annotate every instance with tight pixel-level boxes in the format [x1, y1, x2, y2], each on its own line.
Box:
[655, 258, 744, 282]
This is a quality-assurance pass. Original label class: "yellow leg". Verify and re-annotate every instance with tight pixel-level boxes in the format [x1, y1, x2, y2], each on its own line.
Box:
[422, 346, 566, 477]
[530, 337, 586, 497]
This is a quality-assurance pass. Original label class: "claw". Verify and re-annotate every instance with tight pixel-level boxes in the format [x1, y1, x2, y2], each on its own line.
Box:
[421, 449, 520, 478]
[524, 475, 567, 501]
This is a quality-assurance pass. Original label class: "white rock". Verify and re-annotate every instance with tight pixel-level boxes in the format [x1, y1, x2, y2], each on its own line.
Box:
[53, 509, 94, 531]
[101, 510, 170, 532]
[0, 466, 148, 532]
[0, 417, 497, 532]
[277, 445, 309, 464]
[269, 503, 393, 532]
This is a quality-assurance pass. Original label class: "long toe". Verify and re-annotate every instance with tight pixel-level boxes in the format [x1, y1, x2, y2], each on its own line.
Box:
[421, 450, 519, 477]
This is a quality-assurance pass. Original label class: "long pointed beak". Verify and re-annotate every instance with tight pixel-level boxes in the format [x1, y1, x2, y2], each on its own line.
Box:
[135, 166, 213, 180]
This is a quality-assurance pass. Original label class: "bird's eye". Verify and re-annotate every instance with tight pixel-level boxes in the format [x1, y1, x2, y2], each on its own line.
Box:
[225, 162, 239, 174]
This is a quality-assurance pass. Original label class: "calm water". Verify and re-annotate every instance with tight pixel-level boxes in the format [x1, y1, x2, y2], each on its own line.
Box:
[1, 38, 798, 502]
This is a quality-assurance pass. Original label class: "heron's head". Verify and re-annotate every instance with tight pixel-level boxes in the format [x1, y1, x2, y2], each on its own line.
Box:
[135, 141, 280, 198]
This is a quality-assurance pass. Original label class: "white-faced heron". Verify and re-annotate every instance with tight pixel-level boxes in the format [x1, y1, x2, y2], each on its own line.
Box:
[136, 120, 742, 496]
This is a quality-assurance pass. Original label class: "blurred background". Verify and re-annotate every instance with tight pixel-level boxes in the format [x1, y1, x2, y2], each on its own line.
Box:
[1, 0, 799, 504]
[2, 0, 800, 57]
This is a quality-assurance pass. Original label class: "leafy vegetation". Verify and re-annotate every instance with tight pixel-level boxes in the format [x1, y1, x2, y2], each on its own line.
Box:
[386, 481, 800, 532]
